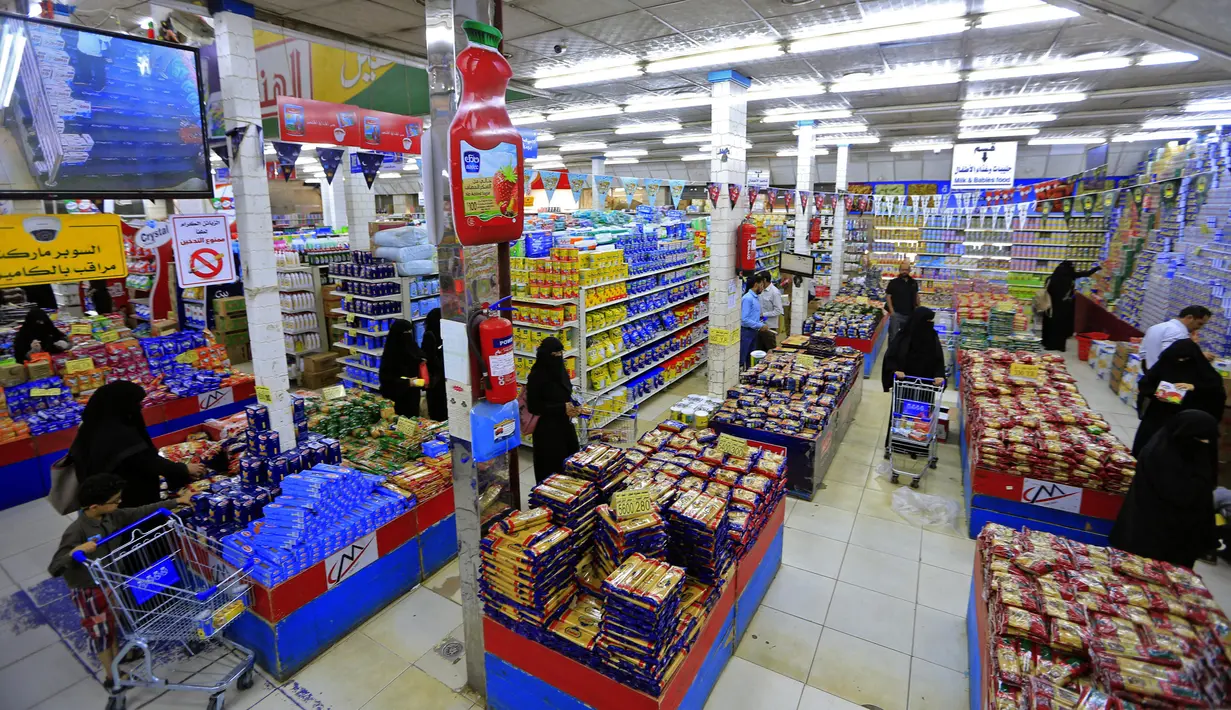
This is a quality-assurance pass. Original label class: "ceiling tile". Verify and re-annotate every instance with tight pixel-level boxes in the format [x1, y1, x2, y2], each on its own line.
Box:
[508, 28, 621, 60]
[878, 37, 964, 65]
[628, 74, 703, 91]
[686, 20, 779, 46]
[508, 0, 641, 27]
[501, 6, 560, 40]
[574, 11, 676, 45]
[966, 28, 1058, 58]
[766, 3, 865, 37]
[618, 34, 702, 59]
[299, 0, 422, 35]
[252, 0, 333, 12]
[741, 0, 859, 20]
[648, 0, 762, 32]
[370, 36, 426, 55]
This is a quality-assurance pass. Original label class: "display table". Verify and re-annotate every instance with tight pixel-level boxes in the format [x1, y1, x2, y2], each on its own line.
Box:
[966, 538, 990, 710]
[1073, 294, 1143, 342]
[484, 501, 785, 710]
[226, 486, 457, 681]
[834, 316, 887, 379]
[713, 376, 862, 500]
[0, 381, 256, 510]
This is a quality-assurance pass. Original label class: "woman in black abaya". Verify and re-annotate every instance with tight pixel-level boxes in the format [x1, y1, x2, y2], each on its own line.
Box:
[526, 337, 579, 484]
[1132, 338, 1226, 456]
[881, 306, 946, 393]
[14, 306, 70, 363]
[378, 319, 424, 418]
[1040, 260, 1100, 352]
[419, 309, 447, 421]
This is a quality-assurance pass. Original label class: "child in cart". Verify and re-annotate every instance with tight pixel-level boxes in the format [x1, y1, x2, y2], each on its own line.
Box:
[47, 475, 192, 689]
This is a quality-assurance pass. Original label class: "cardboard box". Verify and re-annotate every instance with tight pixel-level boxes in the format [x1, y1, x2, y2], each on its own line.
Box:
[25, 360, 53, 379]
[153, 319, 178, 335]
[300, 367, 340, 389]
[217, 330, 250, 347]
[214, 296, 247, 316]
[302, 352, 338, 373]
[225, 342, 251, 364]
[0, 363, 27, 387]
[214, 312, 248, 333]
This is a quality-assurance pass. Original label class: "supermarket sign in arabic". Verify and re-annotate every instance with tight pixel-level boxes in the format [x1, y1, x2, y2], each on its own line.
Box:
[277, 96, 422, 155]
[0, 214, 129, 287]
[171, 215, 237, 288]
[1020, 477, 1083, 513]
[951, 142, 1017, 190]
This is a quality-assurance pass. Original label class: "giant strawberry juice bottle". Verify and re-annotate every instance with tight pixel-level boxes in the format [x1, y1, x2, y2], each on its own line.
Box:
[450, 20, 524, 245]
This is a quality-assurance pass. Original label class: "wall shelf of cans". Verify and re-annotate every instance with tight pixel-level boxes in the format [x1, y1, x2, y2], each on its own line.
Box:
[278, 266, 326, 362]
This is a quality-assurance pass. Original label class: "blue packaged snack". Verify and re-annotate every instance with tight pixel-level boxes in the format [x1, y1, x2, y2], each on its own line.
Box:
[267, 456, 289, 486]
[207, 495, 233, 524]
[245, 404, 271, 431]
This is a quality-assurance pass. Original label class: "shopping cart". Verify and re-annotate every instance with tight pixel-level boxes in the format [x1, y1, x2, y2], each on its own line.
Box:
[73, 508, 256, 710]
[576, 388, 640, 446]
[883, 375, 945, 488]
[932, 309, 959, 378]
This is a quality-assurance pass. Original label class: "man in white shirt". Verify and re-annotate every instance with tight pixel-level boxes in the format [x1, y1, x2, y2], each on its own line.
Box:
[757, 271, 782, 351]
[1140, 305, 1213, 369]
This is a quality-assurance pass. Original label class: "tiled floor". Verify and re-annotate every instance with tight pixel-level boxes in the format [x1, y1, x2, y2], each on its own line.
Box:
[4, 343, 1231, 710]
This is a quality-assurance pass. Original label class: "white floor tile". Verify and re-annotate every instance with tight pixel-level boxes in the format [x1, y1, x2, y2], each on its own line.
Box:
[423, 559, 463, 605]
[920, 531, 976, 575]
[911, 605, 968, 672]
[823, 581, 916, 654]
[848, 515, 923, 561]
[786, 503, 856, 543]
[413, 624, 467, 692]
[824, 458, 871, 487]
[0, 502, 71, 561]
[0, 641, 90, 710]
[703, 657, 804, 710]
[806, 627, 911, 710]
[734, 606, 822, 682]
[855, 488, 904, 523]
[359, 667, 472, 710]
[289, 632, 410, 710]
[810, 482, 864, 513]
[361, 587, 463, 665]
[782, 528, 847, 578]
[248, 691, 310, 710]
[838, 544, 919, 602]
[908, 657, 970, 710]
[1, 540, 60, 589]
[796, 686, 867, 710]
[917, 564, 971, 618]
[0, 588, 61, 670]
[761, 565, 836, 626]
[29, 677, 108, 710]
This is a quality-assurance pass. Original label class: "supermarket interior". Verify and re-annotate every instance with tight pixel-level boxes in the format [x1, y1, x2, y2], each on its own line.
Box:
[5, 0, 1231, 709]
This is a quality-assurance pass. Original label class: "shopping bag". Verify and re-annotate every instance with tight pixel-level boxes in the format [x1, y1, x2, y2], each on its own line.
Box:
[49, 455, 79, 514]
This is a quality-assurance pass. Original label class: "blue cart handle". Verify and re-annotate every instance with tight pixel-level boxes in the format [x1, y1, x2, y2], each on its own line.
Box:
[71, 508, 172, 562]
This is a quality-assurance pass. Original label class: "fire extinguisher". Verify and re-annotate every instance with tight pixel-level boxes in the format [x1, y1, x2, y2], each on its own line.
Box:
[737, 220, 757, 273]
[476, 296, 518, 405]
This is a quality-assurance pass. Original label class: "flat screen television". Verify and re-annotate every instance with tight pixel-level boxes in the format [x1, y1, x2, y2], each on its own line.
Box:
[0, 12, 211, 198]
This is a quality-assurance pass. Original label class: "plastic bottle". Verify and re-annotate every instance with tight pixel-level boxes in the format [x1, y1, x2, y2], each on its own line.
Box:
[449, 20, 523, 245]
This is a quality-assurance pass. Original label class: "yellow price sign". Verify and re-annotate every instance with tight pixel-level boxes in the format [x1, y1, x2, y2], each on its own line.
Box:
[70, 323, 92, 335]
[98, 331, 120, 343]
[255, 385, 272, 404]
[0, 213, 129, 287]
[30, 387, 62, 397]
[1009, 363, 1041, 381]
[175, 350, 200, 365]
[716, 433, 750, 458]
[396, 416, 418, 436]
[797, 354, 816, 369]
[710, 327, 737, 347]
[322, 384, 346, 401]
[64, 357, 94, 373]
[855, 296, 870, 305]
[346, 312, 356, 324]
[611, 488, 655, 520]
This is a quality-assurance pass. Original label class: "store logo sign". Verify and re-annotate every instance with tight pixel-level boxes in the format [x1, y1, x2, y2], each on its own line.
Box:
[1020, 478, 1082, 513]
[325, 532, 378, 588]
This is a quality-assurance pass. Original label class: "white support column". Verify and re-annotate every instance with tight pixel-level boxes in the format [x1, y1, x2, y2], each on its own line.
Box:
[590, 156, 605, 209]
[344, 154, 377, 250]
[828, 144, 850, 299]
[215, 11, 295, 447]
[706, 70, 749, 398]
[321, 158, 349, 230]
[791, 123, 814, 334]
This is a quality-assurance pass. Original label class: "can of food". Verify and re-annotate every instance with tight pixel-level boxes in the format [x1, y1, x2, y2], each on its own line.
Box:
[695, 411, 710, 428]
[750, 350, 767, 367]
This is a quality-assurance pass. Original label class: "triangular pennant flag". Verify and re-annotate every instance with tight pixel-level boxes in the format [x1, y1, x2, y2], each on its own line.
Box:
[541, 171, 561, 202]
[594, 175, 614, 206]
[644, 179, 662, 207]
[316, 147, 343, 185]
[728, 183, 742, 207]
[227, 125, 248, 161]
[766, 187, 779, 212]
[279, 163, 295, 182]
[620, 177, 639, 207]
[706, 182, 721, 208]
[799, 190, 811, 210]
[212, 145, 230, 168]
[523, 168, 537, 196]
[570, 173, 588, 203]
[273, 141, 301, 169]
[354, 151, 384, 189]
[814, 192, 824, 212]
[668, 180, 685, 207]
[746, 186, 759, 211]
[784, 190, 796, 212]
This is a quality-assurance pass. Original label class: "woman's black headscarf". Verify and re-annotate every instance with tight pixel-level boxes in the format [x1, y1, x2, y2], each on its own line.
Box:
[70, 381, 153, 480]
[882, 307, 944, 391]
[528, 337, 570, 390]
[1150, 338, 1224, 391]
[89, 280, 113, 314]
[423, 308, 442, 345]
[1046, 260, 1078, 302]
[14, 306, 65, 362]
[379, 319, 422, 399]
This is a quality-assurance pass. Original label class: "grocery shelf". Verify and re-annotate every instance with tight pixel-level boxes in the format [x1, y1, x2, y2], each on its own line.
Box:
[333, 342, 384, 356]
[181, 298, 205, 304]
[585, 258, 710, 289]
[514, 348, 578, 358]
[283, 328, 318, 336]
[512, 295, 574, 306]
[277, 266, 311, 273]
[512, 320, 578, 330]
[340, 358, 380, 374]
[585, 291, 709, 338]
[281, 308, 316, 315]
[408, 293, 441, 301]
[589, 357, 708, 429]
[333, 325, 390, 336]
[586, 314, 709, 370]
[332, 274, 400, 284]
[338, 374, 379, 390]
[588, 334, 709, 398]
[587, 273, 710, 310]
[343, 293, 402, 302]
[331, 309, 402, 319]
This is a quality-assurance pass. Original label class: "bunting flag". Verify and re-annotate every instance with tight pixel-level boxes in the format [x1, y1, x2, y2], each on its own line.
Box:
[706, 182, 721, 208]
[644, 178, 663, 207]
[1160, 179, 1180, 207]
[569, 173, 588, 203]
[523, 168, 537, 196]
[354, 151, 384, 189]
[728, 183, 742, 207]
[668, 180, 686, 207]
[784, 189, 796, 212]
[799, 190, 811, 210]
[746, 186, 759, 211]
[272, 141, 301, 182]
[316, 147, 343, 185]
[620, 176, 639, 207]
[814, 191, 824, 212]
[211, 145, 230, 168]
[541, 171, 561, 203]
[594, 175, 614, 207]
[766, 187, 779, 212]
[227, 124, 248, 161]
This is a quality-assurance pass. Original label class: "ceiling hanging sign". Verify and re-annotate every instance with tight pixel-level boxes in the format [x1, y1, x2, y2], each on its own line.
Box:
[668, 180, 686, 207]
[620, 177, 639, 207]
[643, 178, 662, 207]
[541, 171, 561, 203]
[747, 169, 769, 190]
[569, 173, 588, 203]
[594, 175, 614, 206]
[0, 214, 129, 287]
[316, 147, 344, 184]
[951, 142, 1018, 190]
[170, 215, 236, 288]
[276, 96, 423, 154]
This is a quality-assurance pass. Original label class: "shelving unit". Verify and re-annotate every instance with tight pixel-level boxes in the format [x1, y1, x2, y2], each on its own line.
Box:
[278, 266, 327, 369]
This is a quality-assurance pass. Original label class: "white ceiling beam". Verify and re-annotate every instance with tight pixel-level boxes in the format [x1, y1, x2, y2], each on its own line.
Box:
[1044, 0, 1231, 67]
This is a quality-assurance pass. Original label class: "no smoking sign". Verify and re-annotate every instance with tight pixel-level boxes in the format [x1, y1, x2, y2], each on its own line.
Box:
[170, 215, 236, 287]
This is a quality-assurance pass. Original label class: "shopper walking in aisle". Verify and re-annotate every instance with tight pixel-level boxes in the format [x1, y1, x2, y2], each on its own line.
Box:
[1039, 260, 1100, 351]
[881, 306, 946, 393]
[526, 337, 580, 484]
[14, 306, 71, 363]
[70, 381, 206, 507]
[379, 319, 425, 418]
[884, 262, 919, 345]
[1141, 305, 1213, 369]
[740, 275, 768, 369]
[757, 271, 782, 351]
[1132, 339, 1226, 456]
[1109, 410, 1220, 568]
[420, 308, 447, 421]
[21, 284, 57, 310]
[87, 280, 113, 315]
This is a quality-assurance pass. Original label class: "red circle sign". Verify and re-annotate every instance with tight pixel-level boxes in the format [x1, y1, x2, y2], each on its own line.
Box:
[190, 248, 225, 279]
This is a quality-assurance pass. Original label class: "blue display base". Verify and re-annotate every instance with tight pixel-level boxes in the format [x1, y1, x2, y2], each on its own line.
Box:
[0, 457, 43, 510]
[419, 513, 458, 579]
[968, 578, 981, 710]
[734, 526, 782, 644]
[863, 324, 887, 379]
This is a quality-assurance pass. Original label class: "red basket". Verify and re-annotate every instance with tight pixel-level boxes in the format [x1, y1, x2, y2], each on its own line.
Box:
[1075, 331, 1109, 360]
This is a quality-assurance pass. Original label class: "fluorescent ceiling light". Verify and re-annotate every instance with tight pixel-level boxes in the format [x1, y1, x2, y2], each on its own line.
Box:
[377, 173, 401, 179]
[809, 122, 869, 134]
[614, 122, 681, 135]
[558, 141, 608, 152]
[680, 153, 711, 161]
[527, 154, 562, 162]
[814, 135, 880, 145]
[792, 2, 964, 38]
[624, 94, 710, 113]
[969, 56, 1131, 81]
[776, 148, 830, 156]
[762, 108, 853, 124]
[1142, 114, 1231, 129]
[746, 83, 826, 102]
[510, 112, 546, 126]
[663, 133, 712, 144]
[963, 92, 1085, 110]
[535, 132, 555, 143]
[1111, 131, 1197, 142]
[957, 127, 1040, 139]
[646, 43, 783, 74]
[605, 158, 640, 165]
[959, 112, 1057, 127]
[1138, 51, 1198, 66]
[534, 64, 643, 90]
[1029, 136, 1107, 145]
[977, 6, 1078, 29]
[547, 105, 623, 122]
[1184, 98, 1231, 113]
[605, 149, 648, 157]
[890, 142, 954, 152]
[831, 71, 960, 93]
[790, 19, 967, 55]
[533, 162, 566, 170]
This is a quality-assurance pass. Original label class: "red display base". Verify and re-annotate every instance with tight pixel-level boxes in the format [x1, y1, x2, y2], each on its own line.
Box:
[833, 315, 886, 355]
[1074, 294, 1143, 342]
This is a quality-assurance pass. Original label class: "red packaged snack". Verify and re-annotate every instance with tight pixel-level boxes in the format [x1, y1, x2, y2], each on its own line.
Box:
[1039, 595, 1088, 624]
[996, 604, 1049, 643]
[995, 636, 1022, 686]
[1112, 550, 1170, 587]
[1092, 655, 1207, 705]
[1049, 618, 1088, 652]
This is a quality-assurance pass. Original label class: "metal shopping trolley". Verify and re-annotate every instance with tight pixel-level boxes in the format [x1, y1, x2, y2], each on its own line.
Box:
[883, 375, 946, 488]
[576, 388, 640, 446]
[73, 508, 256, 710]
[932, 309, 959, 378]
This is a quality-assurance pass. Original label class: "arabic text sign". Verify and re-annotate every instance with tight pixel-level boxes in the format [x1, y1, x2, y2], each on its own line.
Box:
[1020, 478, 1083, 513]
[951, 142, 1018, 190]
[171, 215, 237, 288]
[277, 96, 423, 155]
[0, 214, 128, 287]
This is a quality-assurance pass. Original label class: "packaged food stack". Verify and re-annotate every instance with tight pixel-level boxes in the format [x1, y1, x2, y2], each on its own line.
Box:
[986, 303, 1018, 346]
[528, 474, 599, 548]
[564, 443, 628, 500]
[389, 455, 452, 500]
[479, 521, 579, 635]
[977, 523, 1231, 708]
[543, 591, 605, 666]
[725, 452, 788, 557]
[665, 490, 732, 586]
[959, 319, 989, 351]
[715, 351, 861, 439]
[593, 504, 668, 581]
[598, 553, 688, 696]
[803, 334, 837, 357]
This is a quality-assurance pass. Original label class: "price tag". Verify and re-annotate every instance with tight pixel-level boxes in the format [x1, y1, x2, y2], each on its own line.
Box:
[346, 312, 356, 324]
[70, 323, 92, 335]
[322, 384, 346, 401]
[1009, 363, 1041, 381]
[64, 357, 94, 373]
[797, 354, 816, 369]
[396, 416, 417, 436]
[99, 331, 120, 343]
[255, 385, 272, 404]
[175, 350, 199, 365]
[716, 433, 750, 458]
[611, 488, 655, 520]
[856, 296, 869, 305]
[30, 387, 62, 397]
[710, 328, 737, 347]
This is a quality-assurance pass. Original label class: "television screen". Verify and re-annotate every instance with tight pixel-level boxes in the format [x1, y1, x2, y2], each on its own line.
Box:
[0, 12, 211, 198]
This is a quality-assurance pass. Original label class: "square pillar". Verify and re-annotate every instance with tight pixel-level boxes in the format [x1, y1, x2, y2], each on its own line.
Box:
[829, 145, 850, 298]
[321, 159, 349, 230]
[706, 70, 748, 398]
[345, 156, 376, 250]
[791, 123, 814, 334]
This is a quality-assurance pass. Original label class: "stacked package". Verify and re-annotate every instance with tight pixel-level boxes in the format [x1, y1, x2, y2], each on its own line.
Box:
[564, 443, 629, 500]
[665, 490, 732, 586]
[599, 553, 688, 695]
[714, 350, 860, 439]
[543, 591, 605, 665]
[529, 474, 600, 548]
[960, 319, 989, 350]
[593, 504, 668, 581]
[389, 454, 453, 501]
[978, 523, 1231, 708]
[480, 517, 579, 634]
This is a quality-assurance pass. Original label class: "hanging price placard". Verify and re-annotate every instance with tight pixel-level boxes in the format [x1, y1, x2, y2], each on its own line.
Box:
[1009, 363, 1041, 381]
[99, 331, 120, 343]
[322, 384, 346, 401]
[176, 350, 199, 365]
[716, 433, 749, 458]
[255, 385, 272, 404]
[30, 388, 62, 397]
[64, 357, 94, 373]
[611, 488, 655, 520]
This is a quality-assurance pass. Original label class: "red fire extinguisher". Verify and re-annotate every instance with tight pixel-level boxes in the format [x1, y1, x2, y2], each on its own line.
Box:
[477, 296, 517, 404]
[737, 220, 757, 272]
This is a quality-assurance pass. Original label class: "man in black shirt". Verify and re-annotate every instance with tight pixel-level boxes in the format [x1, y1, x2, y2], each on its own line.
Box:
[884, 262, 919, 345]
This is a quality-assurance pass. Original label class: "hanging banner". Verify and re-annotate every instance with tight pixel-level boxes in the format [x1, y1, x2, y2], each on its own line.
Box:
[170, 215, 236, 288]
[813, 192, 824, 212]
[643, 178, 662, 207]
[316, 147, 344, 184]
[0, 214, 129, 287]
[523, 168, 537, 196]
[267, 161, 295, 180]
[227, 125, 248, 163]
[1160, 179, 1180, 207]
[668, 180, 686, 207]
[620, 177, 639, 207]
[766, 187, 779, 212]
[275, 96, 423, 154]
[747, 169, 769, 191]
[570, 173, 588, 203]
[784, 190, 796, 212]
[272, 141, 301, 182]
[354, 151, 385, 189]
[706, 182, 721, 208]
[746, 186, 759, 211]
[518, 129, 538, 160]
[951, 142, 1018, 190]
[728, 183, 742, 207]
[540, 171, 561, 203]
[594, 175, 614, 207]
